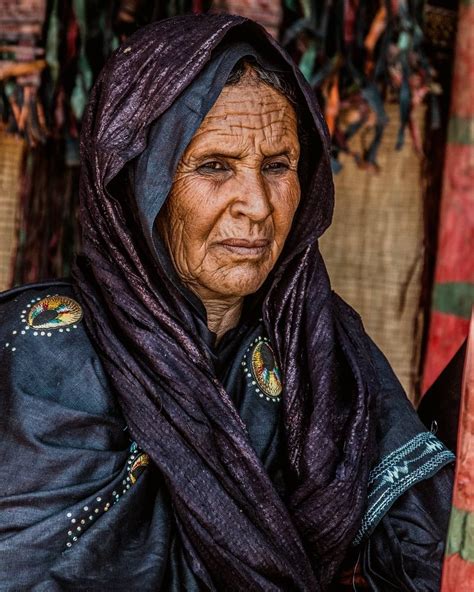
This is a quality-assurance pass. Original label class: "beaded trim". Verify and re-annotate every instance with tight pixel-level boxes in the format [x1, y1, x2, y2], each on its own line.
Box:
[353, 431, 455, 545]
[64, 442, 149, 550]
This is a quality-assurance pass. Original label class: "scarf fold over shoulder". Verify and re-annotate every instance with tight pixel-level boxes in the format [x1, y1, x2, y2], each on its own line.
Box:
[74, 14, 377, 591]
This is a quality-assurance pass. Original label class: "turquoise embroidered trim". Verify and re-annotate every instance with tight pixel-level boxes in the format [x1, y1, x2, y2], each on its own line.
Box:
[353, 431, 455, 545]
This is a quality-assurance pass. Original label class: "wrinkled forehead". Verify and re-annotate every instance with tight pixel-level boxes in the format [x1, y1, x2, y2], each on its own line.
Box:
[183, 82, 300, 159]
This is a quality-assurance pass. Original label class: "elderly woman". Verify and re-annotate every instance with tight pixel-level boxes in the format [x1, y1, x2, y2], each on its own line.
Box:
[0, 14, 453, 592]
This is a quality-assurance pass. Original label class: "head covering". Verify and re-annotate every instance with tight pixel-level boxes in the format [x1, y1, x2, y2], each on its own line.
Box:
[74, 14, 377, 591]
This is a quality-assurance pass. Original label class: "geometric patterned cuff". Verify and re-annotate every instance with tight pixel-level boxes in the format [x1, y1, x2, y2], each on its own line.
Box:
[353, 431, 455, 545]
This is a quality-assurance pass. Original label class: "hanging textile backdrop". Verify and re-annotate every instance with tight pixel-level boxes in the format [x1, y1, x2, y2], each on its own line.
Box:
[212, 0, 282, 37]
[423, 0, 474, 393]
[0, 132, 24, 290]
[320, 104, 425, 403]
[0, 0, 47, 290]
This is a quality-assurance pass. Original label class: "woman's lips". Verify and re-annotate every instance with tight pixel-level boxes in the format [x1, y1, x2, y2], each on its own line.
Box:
[217, 238, 271, 257]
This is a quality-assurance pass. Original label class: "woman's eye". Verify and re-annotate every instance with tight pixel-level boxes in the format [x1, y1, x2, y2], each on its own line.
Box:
[198, 161, 227, 172]
[263, 161, 289, 172]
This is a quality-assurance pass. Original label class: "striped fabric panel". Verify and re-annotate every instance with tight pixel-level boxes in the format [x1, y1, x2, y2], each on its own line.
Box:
[442, 551, 474, 592]
[441, 315, 473, 591]
[422, 0, 474, 392]
[432, 283, 474, 319]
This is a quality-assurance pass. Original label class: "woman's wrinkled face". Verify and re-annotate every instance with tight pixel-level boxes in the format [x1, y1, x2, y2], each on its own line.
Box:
[157, 75, 300, 301]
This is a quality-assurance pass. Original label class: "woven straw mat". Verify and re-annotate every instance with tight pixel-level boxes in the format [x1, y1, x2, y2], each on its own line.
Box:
[0, 131, 24, 291]
[320, 104, 426, 402]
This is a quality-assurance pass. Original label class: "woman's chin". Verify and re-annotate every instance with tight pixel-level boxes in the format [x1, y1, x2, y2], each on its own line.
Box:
[203, 268, 270, 299]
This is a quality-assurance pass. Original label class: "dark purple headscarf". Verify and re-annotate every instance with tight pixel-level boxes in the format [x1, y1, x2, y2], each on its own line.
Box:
[74, 14, 377, 591]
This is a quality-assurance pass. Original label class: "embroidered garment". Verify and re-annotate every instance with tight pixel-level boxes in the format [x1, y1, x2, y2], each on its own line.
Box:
[0, 281, 453, 591]
[0, 14, 454, 592]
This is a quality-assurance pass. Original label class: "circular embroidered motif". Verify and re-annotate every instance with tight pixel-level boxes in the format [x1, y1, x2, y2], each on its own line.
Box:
[27, 295, 83, 329]
[128, 452, 150, 485]
[251, 340, 282, 398]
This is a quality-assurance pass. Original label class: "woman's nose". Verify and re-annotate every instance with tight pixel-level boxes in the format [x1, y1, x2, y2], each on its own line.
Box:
[229, 168, 273, 222]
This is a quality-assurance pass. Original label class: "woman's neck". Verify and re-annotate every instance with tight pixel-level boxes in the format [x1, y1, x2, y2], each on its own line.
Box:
[201, 297, 243, 343]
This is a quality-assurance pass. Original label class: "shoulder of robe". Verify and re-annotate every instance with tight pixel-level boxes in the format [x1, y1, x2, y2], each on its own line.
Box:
[353, 335, 455, 547]
[0, 280, 121, 417]
[330, 292, 455, 546]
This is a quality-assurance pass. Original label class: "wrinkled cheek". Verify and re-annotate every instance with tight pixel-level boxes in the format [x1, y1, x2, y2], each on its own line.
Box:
[276, 191, 300, 240]
[173, 189, 218, 244]
[273, 213, 295, 251]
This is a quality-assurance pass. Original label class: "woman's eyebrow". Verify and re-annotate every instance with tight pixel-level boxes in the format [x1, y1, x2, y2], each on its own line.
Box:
[192, 149, 246, 160]
[190, 147, 297, 160]
[262, 149, 295, 158]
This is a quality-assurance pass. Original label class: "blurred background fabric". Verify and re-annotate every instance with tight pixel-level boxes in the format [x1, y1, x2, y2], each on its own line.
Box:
[422, 0, 474, 394]
[441, 313, 474, 591]
[0, 132, 23, 289]
[0, 0, 472, 403]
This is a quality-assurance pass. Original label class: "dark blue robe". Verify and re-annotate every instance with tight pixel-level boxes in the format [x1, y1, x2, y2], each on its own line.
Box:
[0, 281, 453, 590]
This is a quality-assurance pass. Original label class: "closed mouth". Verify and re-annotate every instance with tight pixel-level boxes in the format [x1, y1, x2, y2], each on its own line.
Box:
[217, 238, 271, 256]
